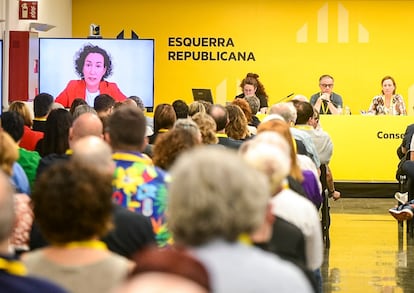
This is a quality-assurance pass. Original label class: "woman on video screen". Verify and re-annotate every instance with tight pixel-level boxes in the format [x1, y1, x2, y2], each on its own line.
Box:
[55, 43, 126, 108]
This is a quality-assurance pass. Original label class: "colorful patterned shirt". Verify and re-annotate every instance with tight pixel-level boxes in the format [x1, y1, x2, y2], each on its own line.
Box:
[111, 151, 171, 247]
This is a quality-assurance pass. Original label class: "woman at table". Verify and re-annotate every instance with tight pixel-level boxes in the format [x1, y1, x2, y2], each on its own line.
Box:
[368, 76, 406, 115]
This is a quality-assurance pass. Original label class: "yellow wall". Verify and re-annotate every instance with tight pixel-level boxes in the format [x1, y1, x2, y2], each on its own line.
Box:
[72, 1, 414, 113]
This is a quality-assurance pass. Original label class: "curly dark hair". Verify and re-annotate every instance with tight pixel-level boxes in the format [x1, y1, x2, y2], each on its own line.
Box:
[152, 128, 200, 170]
[74, 43, 113, 79]
[32, 161, 113, 244]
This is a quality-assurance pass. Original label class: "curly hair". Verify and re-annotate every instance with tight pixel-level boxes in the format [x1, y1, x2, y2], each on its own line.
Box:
[74, 43, 113, 79]
[152, 128, 200, 170]
[232, 98, 252, 123]
[192, 112, 218, 144]
[240, 73, 268, 100]
[225, 104, 249, 140]
[32, 161, 113, 244]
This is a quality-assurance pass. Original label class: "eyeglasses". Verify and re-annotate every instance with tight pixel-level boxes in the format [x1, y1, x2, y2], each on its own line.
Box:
[320, 84, 334, 88]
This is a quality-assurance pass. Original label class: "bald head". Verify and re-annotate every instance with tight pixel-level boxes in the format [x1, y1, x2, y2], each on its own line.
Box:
[72, 136, 114, 174]
[0, 171, 15, 244]
[69, 113, 103, 148]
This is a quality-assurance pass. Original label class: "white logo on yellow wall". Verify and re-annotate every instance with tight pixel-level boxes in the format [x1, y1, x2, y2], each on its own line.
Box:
[296, 2, 369, 43]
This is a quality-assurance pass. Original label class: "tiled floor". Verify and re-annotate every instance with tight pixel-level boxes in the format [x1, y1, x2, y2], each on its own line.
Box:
[322, 198, 413, 293]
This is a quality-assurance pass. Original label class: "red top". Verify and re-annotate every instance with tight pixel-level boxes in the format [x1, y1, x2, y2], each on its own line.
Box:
[55, 80, 127, 108]
[19, 125, 44, 151]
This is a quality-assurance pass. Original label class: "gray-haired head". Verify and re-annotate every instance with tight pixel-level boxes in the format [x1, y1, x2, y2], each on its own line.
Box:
[167, 146, 269, 246]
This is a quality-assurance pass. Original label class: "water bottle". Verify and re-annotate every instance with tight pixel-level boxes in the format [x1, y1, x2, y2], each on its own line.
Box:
[345, 106, 351, 115]
[337, 105, 343, 115]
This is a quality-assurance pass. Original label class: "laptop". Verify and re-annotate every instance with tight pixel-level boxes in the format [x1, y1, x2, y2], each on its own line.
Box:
[192, 89, 214, 104]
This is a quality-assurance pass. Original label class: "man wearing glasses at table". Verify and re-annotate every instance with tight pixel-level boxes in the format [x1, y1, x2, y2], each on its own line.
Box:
[310, 74, 343, 115]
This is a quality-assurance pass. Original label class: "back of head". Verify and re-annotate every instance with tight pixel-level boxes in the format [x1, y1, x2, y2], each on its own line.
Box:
[174, 118, 201, 139]
[240, 134, 291, 194]
[72, 104, 97, 120]
[192, 112, 218, 144]
[232, 98, 252, 122]
[0, 171, 15, 243]
[71, 112, 103, 142]
[94, 94, 115, 113]
[33, 93, 54, 118]
[208, 104, 227, 131]
[172, 100, 189, 119]
[43, 109, 73, 155]
[8, 101, 33, 127]
[188, 101, 206, 117]
[108, 106, 146, 150]
[0, 131, 19, 176]
[0, 111, 24, 142]
[33, 161, 113, 244]
[128, 96, 145, 111]
[72, 136, 113, 174]
[154, 103, 177, 132]
[120, 247, 210, 293]
[245, 95, 260, 115]
[268, 102, 297, 124]
[293, 101, 314, 125]
[69, 98, 88, 116]
[168, 146, 269, 246]
[152, 127, 201, 170]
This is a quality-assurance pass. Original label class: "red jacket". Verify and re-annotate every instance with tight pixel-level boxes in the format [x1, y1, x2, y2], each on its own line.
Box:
[55, 80, 127, 107]
[19, 125, 44, 151]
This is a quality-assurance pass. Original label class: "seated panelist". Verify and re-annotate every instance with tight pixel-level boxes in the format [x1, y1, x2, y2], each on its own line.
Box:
[310, 74, 343, 115]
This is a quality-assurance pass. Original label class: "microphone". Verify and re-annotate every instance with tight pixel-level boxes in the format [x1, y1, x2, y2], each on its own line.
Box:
[276, 92, 294, 103]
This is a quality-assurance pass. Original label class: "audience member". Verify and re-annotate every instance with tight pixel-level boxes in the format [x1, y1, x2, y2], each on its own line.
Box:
[232, 98, 256, 135]
[23, 161, 131, 293]
[192, 112, 218, 144]
[245, 95, 261, 128]
[35, 112, 102, 177]
[153, 127, 201, 170]
[115, 247, 210, 293]
[106, 106, 171, 247]
[31, 135, 156, 259]
[236, 72, 269, 113]
[35, 109, 73, 157]
[188, 101, 206, 117]
[225, 104, 251, 140]
[32, 93, 54, 133]
[148, 103, 176, 144]
[172, 99, 189, 119]
[71, 104, 97, 120]
[8, 101, 44, 151]
[368, 75, 406, 115]
[0, 170, 67, 293]
[128, 96, 154, 131]
[0, 111, 41, 189]
[69, 98, 88, 116]
[310, 74, 343, 115]
[94, 94, 115, 119]
[268, 102, 320, 168]
[208, 104, 242, 149]
[0, 131, 30, 195]
[167, 147, 313, 292]
[239, 133, 316, 289]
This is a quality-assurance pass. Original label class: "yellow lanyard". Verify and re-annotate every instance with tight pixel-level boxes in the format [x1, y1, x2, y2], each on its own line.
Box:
[0, 257, 27, 276]
[158, 128, 169, 133]
[58, 240, 107, 250]
[320, 93, 329, 114]
[215, 133, 228, 138]
[238, 233, 253, 245]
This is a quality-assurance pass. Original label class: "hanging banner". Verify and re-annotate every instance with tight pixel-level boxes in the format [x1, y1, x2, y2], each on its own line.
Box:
[19, 1, 38, 20]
